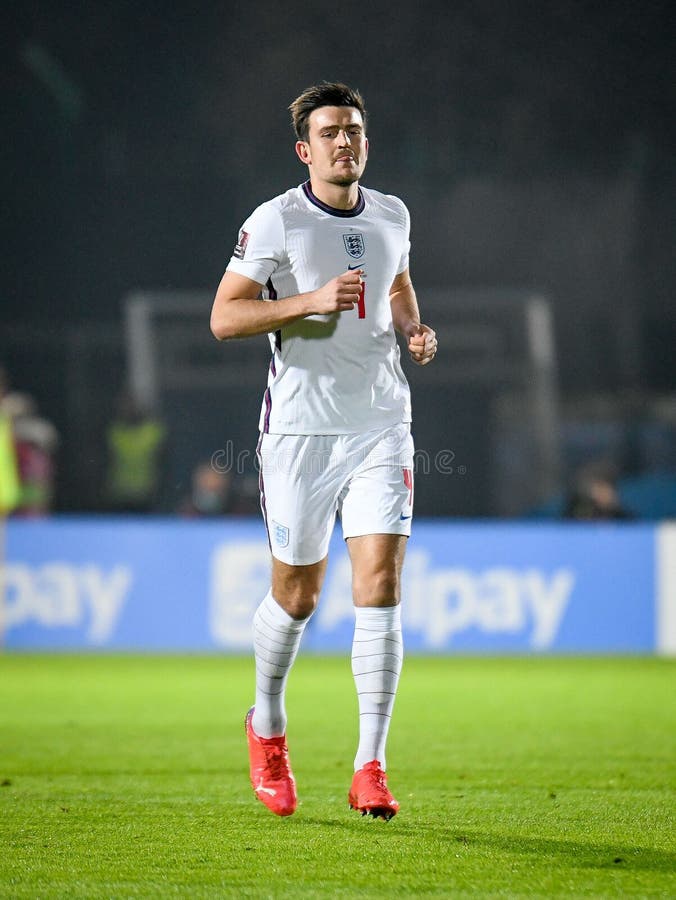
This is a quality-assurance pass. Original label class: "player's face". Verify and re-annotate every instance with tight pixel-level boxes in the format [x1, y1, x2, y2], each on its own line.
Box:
[296, 106, 368, 186]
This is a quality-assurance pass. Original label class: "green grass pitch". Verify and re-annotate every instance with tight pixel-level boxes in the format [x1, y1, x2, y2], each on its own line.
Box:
[1, 654, 674, 898]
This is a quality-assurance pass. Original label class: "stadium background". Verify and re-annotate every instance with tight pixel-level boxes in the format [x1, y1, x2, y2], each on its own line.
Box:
[2, 0, 676, 518]
[1, 1, 676, 654]
[2, 11, 675, 897]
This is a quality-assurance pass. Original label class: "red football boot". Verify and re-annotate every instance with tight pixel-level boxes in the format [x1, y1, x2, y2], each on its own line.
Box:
[348, 759, 400, 820]
[245, 707, 297, 816]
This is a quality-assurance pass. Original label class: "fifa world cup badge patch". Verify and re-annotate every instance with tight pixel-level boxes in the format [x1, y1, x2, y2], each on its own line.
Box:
[343, 232, 365, 259]
[272, 520, 290, 549]
[233, 229, 250, 259]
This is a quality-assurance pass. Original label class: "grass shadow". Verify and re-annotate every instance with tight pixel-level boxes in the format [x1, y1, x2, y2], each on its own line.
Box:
[438, 828, 676, 873]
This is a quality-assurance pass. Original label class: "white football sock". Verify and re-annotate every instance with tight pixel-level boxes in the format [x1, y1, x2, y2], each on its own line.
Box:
[352, 604, 403, 771]
[251, 590, 311, 739]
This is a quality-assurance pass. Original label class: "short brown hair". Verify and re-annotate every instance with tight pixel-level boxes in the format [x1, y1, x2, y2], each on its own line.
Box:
[289, 82, 367, 141]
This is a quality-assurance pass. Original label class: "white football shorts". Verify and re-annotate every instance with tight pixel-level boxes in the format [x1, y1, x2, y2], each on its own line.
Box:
[257, 422, 415, 565]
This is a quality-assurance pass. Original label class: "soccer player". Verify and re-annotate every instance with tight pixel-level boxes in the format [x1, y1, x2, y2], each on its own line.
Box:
[210, 82, 437, 819]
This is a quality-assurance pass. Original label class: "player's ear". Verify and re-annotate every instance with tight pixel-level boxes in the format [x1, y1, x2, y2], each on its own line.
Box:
[295, 140, 311, 165]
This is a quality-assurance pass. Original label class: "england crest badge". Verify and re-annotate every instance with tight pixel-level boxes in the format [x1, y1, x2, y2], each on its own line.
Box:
[271, 520, 290, 549]
[343, 232, 365, 259]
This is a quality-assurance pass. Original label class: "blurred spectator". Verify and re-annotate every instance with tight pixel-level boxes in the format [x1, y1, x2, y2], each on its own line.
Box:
[0, 367, 21, 515]
[563, 460, 633, 520]
[1, 392, 58, 516]
[105, 392, 167, 513]
[179, 461, 240, 517]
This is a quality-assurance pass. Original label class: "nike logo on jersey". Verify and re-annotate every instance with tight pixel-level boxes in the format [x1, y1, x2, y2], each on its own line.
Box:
[400, 514, 411, 520]
[347, 263, 362, 270]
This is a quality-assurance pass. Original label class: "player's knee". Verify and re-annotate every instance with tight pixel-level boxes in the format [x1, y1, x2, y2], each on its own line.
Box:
[271, 556, 326, 619]
[271, 578, 321, 620]
[354, 568, 400, 605]
[282, 592, 319, 620]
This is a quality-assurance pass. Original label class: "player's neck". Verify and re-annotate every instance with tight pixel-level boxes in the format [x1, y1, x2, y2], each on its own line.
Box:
[308, 178, 360, 211]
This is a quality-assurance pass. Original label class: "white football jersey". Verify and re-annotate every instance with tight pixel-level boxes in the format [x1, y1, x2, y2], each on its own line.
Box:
[226, 181, 412, 435]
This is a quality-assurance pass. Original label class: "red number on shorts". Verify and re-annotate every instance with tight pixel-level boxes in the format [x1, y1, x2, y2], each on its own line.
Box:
[403, 467, 413, 507]
[357, 281, 366, 319]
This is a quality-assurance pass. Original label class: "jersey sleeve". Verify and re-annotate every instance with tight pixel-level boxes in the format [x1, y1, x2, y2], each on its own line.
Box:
[225, 201, 285, 286]
[396, 201, 411, 275]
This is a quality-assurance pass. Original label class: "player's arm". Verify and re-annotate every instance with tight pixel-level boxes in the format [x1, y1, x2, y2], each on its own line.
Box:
[210, 270, 364, 340]
[389, 269, 437, 366]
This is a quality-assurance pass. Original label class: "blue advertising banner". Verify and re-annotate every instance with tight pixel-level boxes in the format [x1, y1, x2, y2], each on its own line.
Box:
[0, 517, 667, 653]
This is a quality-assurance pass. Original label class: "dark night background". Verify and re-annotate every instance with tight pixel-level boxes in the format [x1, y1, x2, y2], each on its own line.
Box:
[1, 0, 675, 515]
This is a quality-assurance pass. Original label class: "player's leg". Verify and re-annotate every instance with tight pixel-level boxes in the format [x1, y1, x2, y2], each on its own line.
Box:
[253, 431, 338, 738]
[345, 534, 406, 820]
[245, 556, 326, 817]
[246, 432, 339, 815]
[348, 533, 406, 769]
[340, 424, 413, 818]
[252, 555, 327, 739]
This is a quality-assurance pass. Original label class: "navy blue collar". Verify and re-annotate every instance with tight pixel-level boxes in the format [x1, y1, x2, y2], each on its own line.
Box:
[302, 181, 365, 218]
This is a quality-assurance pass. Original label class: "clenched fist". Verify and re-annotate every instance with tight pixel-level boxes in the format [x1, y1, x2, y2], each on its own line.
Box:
[308, 269, 364, 315]
[407, 324, 437, 365]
